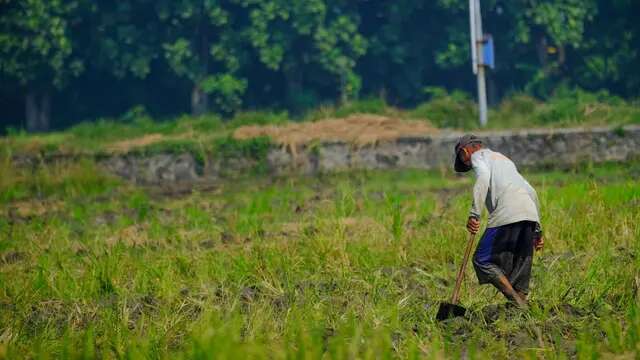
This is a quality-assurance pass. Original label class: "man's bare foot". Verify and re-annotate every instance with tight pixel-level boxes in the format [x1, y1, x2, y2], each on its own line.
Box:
[516, 290, 528, 302]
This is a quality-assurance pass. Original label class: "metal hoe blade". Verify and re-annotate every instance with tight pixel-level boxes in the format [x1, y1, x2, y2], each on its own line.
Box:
[436, 233, 476, 322]
[436, 302, 466, 321]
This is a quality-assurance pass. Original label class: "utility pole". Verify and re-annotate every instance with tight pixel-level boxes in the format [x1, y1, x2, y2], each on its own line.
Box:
[469, 0, 488, 127]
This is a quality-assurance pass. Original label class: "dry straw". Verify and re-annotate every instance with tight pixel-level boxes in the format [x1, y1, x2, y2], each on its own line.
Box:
[233, 114, 437, 153]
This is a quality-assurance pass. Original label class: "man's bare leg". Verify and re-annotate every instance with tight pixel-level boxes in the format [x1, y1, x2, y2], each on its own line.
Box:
[493, 275, 528, 308]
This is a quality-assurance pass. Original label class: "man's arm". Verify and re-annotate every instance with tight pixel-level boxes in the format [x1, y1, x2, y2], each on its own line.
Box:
[524, 179, 544, 251]
[467, 154, 490, 234]
[470, 155, 490, 220]
[524, 179, 540, 220]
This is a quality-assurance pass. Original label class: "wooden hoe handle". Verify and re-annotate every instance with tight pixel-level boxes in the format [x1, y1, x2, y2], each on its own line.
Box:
[451, 233, 476, 304]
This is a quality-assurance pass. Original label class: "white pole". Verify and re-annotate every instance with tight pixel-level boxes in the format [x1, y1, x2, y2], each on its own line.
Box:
[477, 62, 488, 127]
[472, 0, 488, 127]
[469, 0, 477, 74]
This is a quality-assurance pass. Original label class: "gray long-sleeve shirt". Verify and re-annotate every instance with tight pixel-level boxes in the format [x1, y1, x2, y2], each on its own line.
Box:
[470, 148, 540, 228]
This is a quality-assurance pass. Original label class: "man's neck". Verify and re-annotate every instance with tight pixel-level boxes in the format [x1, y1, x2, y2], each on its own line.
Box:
[469, 147, 484, 157]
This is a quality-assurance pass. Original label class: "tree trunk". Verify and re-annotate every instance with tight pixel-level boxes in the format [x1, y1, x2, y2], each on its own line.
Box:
[536, 35, 549, 70]
[39, 91, 50, 132]
[26, 91, 38, 132]
[557, 44, 566, 66]
[284, 62, 304, 115]
[191, 1, 209, 117]
[25, 89, 51, 132]
[191, 84, 208, 116]
[340, 74, 348, 105]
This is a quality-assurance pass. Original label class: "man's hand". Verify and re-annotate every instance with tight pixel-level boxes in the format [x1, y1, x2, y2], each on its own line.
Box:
[466, 216, 480, 234]
[534, 236, 544, 251]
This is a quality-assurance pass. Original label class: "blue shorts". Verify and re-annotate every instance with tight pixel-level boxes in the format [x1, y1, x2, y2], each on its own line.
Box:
[472, 220, 536, 293]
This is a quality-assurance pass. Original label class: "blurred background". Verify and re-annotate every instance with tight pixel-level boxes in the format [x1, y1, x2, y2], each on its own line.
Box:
[1, 0, 639, 133]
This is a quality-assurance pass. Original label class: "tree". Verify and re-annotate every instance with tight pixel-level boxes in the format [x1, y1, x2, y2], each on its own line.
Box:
[0, 0, 84, 132]
[157, 0, 247, 116]
[358, 1, 458, 105]
[514, 0, 597, 95]
[244, 0, 366, 112]
[88, 1, 161, 80]
[571, 0, 640, 96]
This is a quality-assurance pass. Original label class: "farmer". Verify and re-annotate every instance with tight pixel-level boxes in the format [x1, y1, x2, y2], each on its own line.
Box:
[454, 135, 544, 307]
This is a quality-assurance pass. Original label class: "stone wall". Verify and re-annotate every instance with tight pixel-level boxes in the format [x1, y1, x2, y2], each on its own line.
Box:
[101, 153, 200, 184]
[99, 125, 640, 183]
[269, 125, 640, 174]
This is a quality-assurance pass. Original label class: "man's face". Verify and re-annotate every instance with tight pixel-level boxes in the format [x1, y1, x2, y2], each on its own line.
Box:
[458, 145, 473, 165]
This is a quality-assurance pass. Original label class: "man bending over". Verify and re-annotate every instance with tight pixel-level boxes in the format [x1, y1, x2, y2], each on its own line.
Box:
[454, 135, 544, 307]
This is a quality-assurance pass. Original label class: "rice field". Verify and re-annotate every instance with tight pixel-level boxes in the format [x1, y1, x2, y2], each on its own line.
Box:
[0, 159, 639, 359]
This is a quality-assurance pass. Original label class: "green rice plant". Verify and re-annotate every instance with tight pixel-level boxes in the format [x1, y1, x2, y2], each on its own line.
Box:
[0, 159, 120, 203]
[384, 191, 406, 241]
[234, 188, 275, 237]
[128, 191, 151, 221]
[334, 183, 357, 219]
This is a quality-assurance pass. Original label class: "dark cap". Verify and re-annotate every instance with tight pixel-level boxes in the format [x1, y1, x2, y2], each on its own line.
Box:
[454, 134, 482, 172]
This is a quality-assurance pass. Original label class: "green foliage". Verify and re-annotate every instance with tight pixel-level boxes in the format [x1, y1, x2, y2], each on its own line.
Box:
[384, 191, 406, 241]
[136, 139, 207, 166]
[406, 87, 640, 130]
[303, 98, 395, 121]
[331, 98, 390, 118]
[521, 0, 597, 47]
[489, 87, 640, 128]
[246, 1, 367, 103]
[0, 0, 84, 87]
[409, 88, 477, 129]
[128, 191, 151, 220]
[157, 0, 248, 114]
[92, 2, 160, 79]
[314, 15, 368, 101]
[201, 74, 248, 114]
[0, 159, 120, 204]
[229, 111, 289, 128]
[175, 114, 225, 133]
[213, 136, 271, 165]
[214, 136, 268, 159]
[162, 38, 197, 79]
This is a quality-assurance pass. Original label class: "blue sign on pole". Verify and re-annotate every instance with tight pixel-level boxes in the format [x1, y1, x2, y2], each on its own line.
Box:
[483, 34, 495, 69]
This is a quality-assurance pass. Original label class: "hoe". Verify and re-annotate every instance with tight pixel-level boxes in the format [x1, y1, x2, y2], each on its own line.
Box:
[436, 233, 476, 321]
